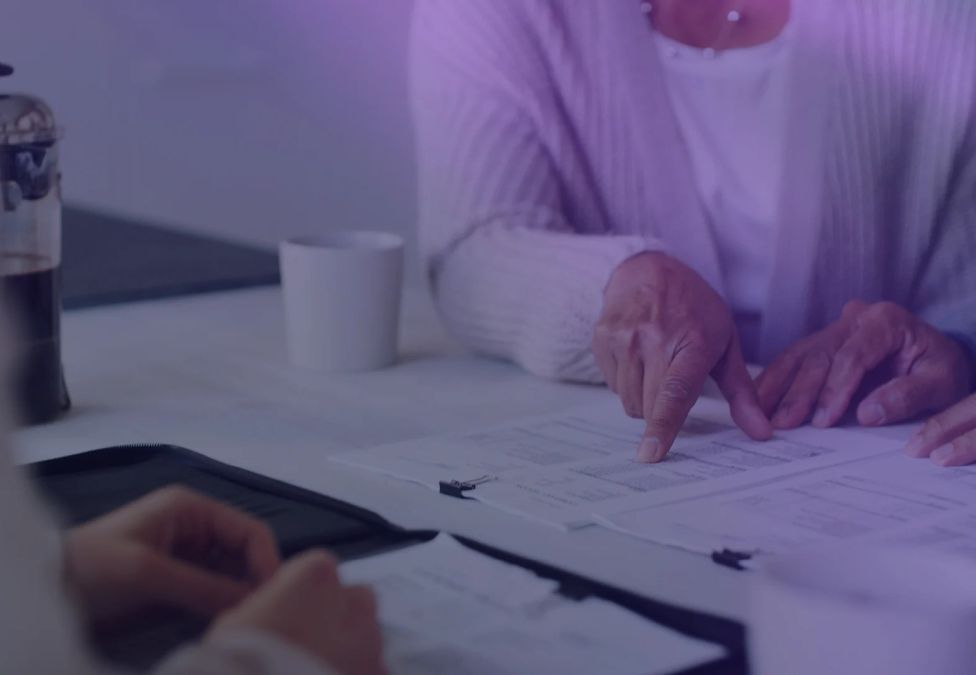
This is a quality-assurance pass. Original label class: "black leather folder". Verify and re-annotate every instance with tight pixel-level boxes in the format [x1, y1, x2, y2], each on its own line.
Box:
[30, 445, 748, 674]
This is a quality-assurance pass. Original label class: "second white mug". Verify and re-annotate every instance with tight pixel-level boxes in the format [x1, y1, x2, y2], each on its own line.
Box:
[750, 544, 976, 675]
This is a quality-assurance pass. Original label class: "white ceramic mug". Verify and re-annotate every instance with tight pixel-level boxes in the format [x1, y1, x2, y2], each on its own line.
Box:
[280, 231, 404, 372]
[750, 545, 976, 675]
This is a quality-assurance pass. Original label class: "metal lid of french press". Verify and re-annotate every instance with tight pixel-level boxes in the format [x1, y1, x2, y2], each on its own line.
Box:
[0, 62, 60, 146]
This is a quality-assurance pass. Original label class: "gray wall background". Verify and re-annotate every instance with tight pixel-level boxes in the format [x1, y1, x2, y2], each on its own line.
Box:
[1, 1, 419, 274]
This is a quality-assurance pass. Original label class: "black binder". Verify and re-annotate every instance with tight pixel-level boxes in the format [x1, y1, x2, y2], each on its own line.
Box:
[29, 445, 748, 674]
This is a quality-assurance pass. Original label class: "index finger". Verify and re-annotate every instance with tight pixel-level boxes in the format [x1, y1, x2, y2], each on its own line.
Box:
[639, 346, 710, 463]
[814, 315, 897, 427]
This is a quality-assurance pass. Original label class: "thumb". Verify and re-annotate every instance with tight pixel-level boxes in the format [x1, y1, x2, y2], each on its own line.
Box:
[138, 550, 253, 617]
[712, 333, 773, 441]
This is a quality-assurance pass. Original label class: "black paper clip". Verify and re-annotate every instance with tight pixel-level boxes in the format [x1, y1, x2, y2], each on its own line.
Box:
[711, 548, 755, 571]
[439, 474, 496, 499]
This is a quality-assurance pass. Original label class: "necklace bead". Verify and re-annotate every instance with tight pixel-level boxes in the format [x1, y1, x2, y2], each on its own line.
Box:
[641, 1, 745, 56]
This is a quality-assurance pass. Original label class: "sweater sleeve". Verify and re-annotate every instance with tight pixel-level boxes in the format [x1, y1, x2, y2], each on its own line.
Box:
[410, 0, 663, 383]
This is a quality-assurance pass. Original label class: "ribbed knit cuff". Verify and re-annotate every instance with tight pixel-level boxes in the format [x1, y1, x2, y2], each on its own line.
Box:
[544, 236, 663, 383]
[431, 220, 666, 384]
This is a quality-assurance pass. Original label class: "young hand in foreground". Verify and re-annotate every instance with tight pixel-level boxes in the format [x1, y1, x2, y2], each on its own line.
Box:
[215, 550, 387, 675]
[66, 486, 387, 675]
[65, 485, 280, 628]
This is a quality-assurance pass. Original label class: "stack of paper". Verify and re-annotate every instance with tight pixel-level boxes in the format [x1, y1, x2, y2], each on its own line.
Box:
[333, 396, 976, 563]
[601, 449, 976, 558]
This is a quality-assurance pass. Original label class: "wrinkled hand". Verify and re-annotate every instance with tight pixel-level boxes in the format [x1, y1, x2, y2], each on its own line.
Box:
[214, 550, 386, 675]
[593, 252, 772, 462]
[65, 486, 280, 628]
[758, 300, 973, 430]
[905, 394, 976, 467]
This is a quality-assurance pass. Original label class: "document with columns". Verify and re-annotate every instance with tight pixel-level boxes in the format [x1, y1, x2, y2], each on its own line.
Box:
[335, 398, 976, 563]
[331, 398, 901, 530]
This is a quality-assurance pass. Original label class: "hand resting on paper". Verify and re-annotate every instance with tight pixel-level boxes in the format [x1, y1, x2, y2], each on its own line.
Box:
[64, 485, 281, 627]
[592, 251, 773, 463]
[216, 550, 386, 675]
[65, 486, 386, 675]
[905, 394, 976, 467]
[757, 300, 973, 431]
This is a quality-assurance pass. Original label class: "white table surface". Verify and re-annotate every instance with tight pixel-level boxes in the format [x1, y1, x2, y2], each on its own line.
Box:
[12, 285, 750, 624]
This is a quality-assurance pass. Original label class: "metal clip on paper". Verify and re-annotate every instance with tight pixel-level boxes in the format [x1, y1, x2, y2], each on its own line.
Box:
[439, 474, 496, 499]
[710, 548, 755, 571]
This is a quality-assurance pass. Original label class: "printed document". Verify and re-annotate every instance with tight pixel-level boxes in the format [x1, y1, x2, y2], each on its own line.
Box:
[340, 534, 724, 675]
[601, 451, 976, 559]
[333, 396, 976, 561]
[332, 397, 898, 528]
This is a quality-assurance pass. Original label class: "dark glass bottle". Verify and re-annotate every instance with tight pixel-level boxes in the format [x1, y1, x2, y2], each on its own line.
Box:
[0, 64, 70, 425]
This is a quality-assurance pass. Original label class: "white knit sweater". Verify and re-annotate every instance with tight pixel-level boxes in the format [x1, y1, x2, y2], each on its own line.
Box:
[411, 0, 976, 383]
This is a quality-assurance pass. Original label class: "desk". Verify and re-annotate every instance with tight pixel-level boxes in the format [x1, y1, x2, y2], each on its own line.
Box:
[12, 285, 749, 624]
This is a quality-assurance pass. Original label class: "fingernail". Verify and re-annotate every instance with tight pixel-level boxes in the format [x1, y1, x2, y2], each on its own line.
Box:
[812, 408, 830, 428]
[860, 403, 885, 426]
[904, 435, 927, 458]
[931, 445, 955, 466]
[637, 438, 660, 463]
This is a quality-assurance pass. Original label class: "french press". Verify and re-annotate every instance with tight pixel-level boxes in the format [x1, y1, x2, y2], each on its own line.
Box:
[0, 62, 70, 424]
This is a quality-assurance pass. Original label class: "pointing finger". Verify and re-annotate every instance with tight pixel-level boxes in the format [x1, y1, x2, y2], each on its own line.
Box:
[639, 346, 710, 463]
